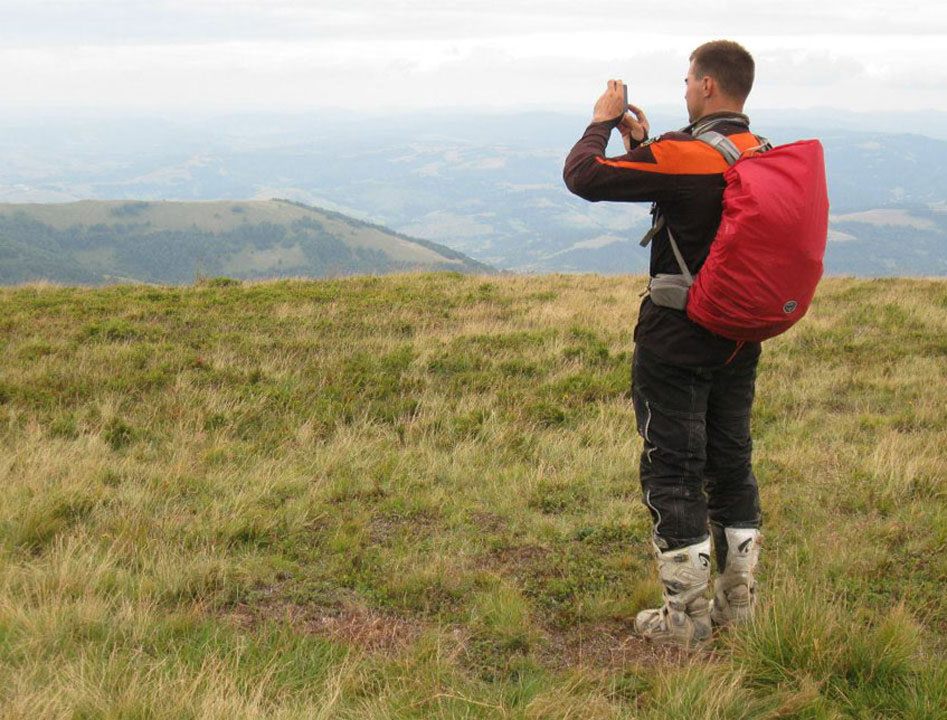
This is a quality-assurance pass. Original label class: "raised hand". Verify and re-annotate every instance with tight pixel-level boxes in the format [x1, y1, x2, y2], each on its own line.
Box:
[592, 79, 628, 124]
[620, 103, 650, 150]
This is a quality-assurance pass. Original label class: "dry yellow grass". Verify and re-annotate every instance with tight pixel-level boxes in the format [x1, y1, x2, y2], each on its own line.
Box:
[0, 272, 944, 718]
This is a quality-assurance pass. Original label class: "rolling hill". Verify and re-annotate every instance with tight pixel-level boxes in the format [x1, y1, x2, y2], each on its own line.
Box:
[0, 199, 495, 285]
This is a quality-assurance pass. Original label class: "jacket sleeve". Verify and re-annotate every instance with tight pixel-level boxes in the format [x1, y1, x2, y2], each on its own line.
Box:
[563, 120, 680, 204]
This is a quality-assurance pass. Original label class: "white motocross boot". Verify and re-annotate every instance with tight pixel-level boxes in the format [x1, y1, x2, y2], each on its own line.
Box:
[710, 525, 762, 627]
[634, 538, 712, 647]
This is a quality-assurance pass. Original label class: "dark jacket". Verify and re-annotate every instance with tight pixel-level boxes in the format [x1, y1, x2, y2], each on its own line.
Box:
[563, 111, 763, 366]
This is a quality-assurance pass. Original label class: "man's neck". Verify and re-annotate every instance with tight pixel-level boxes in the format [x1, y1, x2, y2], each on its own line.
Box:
[686, 110, 750, 135]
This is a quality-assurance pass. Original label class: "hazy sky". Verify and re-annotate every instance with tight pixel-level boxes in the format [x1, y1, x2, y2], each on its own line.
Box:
[3, 0, 946, 114]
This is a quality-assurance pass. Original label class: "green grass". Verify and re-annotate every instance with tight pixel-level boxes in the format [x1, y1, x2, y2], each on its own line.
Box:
[0, 272, 944, 718]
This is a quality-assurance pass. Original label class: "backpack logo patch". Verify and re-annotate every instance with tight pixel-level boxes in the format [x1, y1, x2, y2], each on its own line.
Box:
[783, 300, 798, 314]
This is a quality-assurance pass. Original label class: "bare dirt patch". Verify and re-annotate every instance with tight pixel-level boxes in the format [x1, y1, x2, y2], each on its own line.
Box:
[466, 510, 508, 534]
[228, 591, 421, 654]
[224, 586, 711, 670]
[368, 509, 438, 545]
[480, 543, 551, 571]
[537, 619, 720, 671]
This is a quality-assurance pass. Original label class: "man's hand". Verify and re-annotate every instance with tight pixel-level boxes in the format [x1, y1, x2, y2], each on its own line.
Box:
[620, 103, 650, 151]
[592, 79, 628, 124]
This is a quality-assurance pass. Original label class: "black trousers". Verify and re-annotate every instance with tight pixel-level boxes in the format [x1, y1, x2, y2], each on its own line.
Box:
[631, 345, 762, 554]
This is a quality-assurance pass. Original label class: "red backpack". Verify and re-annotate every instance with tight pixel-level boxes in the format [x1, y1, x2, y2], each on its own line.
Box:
[646, 132, 829, 343]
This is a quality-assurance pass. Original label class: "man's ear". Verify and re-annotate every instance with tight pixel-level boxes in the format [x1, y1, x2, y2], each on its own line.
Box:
[701, 75, 714, 98]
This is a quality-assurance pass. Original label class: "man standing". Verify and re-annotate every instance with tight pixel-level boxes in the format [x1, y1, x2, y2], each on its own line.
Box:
[563, 40, 764, 647]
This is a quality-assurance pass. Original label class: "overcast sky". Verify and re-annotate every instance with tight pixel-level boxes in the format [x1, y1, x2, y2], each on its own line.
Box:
[3, 0, 946, 115]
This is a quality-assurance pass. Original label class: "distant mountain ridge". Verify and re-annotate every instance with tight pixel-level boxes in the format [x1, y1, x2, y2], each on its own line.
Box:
[1, 109, 945, 275]
[0, 199, 495, 285]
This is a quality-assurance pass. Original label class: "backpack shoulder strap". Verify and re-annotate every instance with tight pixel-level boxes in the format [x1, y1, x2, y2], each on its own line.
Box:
[697, 130, 774, 165]
[666, 227, 694, 284]
[695, 130, 741, 166]
[637, 212, 692, 280]
[639, 213, 665, 247]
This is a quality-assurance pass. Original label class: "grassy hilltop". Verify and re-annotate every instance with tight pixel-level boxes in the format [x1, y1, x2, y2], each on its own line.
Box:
[0, 200, 495, 285]
[0, 272, 944, 718]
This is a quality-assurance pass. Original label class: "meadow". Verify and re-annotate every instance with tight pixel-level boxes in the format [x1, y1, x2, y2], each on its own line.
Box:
[0, 272, 944, 718]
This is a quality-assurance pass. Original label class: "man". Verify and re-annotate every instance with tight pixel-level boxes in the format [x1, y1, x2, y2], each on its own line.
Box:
[562, 40, 764, 647]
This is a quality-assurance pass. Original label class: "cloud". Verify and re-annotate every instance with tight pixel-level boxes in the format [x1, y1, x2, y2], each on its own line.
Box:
[1, 1, 945, 111]
[3, 0, 945, 44]
[757, 49, 869, 87]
